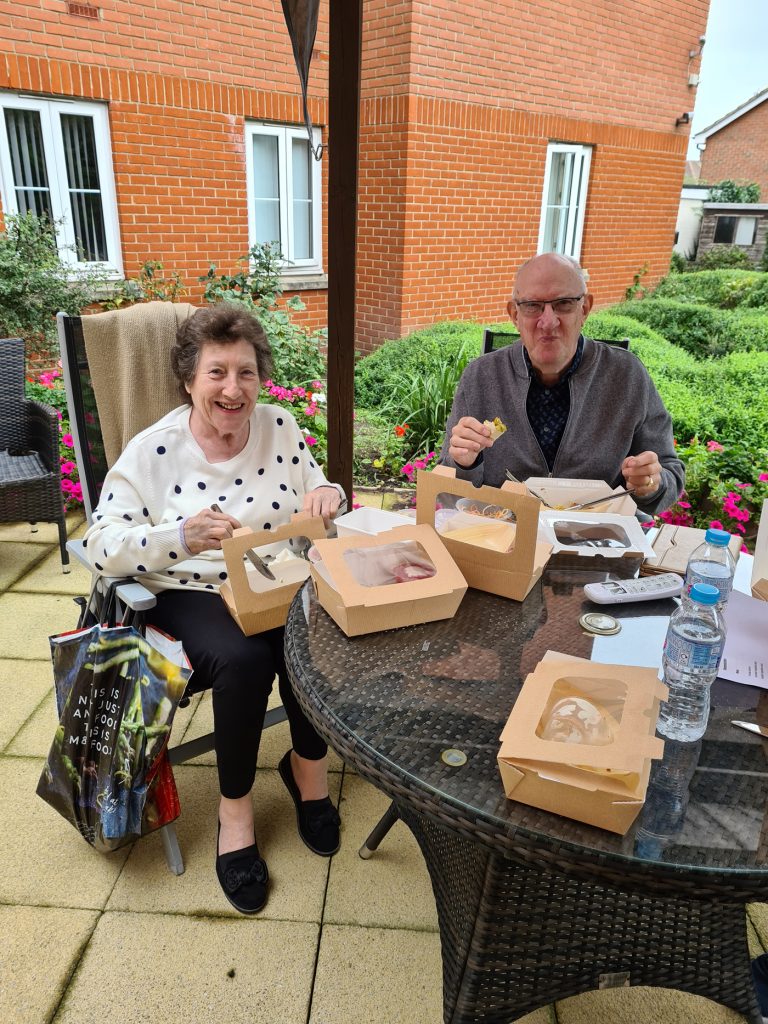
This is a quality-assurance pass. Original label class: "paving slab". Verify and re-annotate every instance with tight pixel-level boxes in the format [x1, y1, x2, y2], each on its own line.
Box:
[0, 756, 130, 907]
[6, 687, 58, 756]
[749, 902, 768, 951]
[0, 904, 98, 1024]
[12, 543, 92, 595]
[310, 923, 443, 1024]
[556, 986, 747, 1023]
[0, 592, 81, 659]
[107, 763, 337, 922]
[0, 541, 49, 591]
[54, 910, 318, 1024]
[325, 773, 438, 930]
[0, 658, 53, 751]
[0, 512, 85, 545]
[180, 683, 344, 771]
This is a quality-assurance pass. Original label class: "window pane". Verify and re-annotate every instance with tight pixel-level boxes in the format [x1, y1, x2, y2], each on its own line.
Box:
[547, 151, 573, 207]
[735, 217, 757, 245]
[542, 206, 565, 254]
[254, 199, 281, 247]
[4, 108, 54, 220]
[252, 134, 279, 199]
[713, 217, 737, 244]
[61, 114, 107, 261]
[291, 137, 312, 258]
[542, 152, 574, 254]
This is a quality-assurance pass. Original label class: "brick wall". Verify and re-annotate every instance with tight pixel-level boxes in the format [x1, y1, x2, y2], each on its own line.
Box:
[699, 100, 768, 198]
[2, 0, 707, 355]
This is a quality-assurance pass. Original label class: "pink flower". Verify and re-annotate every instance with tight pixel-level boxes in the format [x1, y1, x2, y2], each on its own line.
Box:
[60, 478, 75, 494]
[71, 482, 83, 502]
[304, 404, 317, 417]
[709, 520, 724, 530]
[60, 460, 76, 475]
[706, 440, 724, 452]
[760, 473, 768, 482]
[305, 436, 317, 446]
[742, 544, 750, 553]
[736, 482, 749, 488]
[677, 500, 691, 509]
[61, 433, 74, 448]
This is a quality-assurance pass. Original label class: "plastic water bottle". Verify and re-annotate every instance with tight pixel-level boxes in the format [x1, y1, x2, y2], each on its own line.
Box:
[684, 528, 735, 609]
[657, 583, 724, 742]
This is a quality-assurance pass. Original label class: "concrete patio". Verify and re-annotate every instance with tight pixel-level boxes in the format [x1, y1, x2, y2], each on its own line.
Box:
[0, 513, 764, 1024]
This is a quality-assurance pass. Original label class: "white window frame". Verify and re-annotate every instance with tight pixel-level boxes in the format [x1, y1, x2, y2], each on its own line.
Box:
[245, 122, 323, 276]
[0, 93, 122, 276]
[537, 142, 592, 260]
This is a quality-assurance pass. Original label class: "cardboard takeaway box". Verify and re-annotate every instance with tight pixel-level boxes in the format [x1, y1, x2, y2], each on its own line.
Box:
[525, 477, 637, 516]
[220, 513, 327, 635]
[538, 509, 655, 562]
[498, 653, 667, 834]
[416, 465, 552, 601]
[310, 523, 467, 637]
[643, 523, 743, 577]
[752, 499, 768, 602]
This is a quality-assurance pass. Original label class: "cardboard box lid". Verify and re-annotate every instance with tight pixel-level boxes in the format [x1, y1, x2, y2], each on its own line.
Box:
[538, 510, 654, 559]
[526, 477, 637, 516]
[416, 465, 552, 573]
[498, 658, 666, 773]
[311, 523, 467, 608]
[752, 499, 768, 602]
[221, 512, 327, 605]
[646, 523, 743, 577]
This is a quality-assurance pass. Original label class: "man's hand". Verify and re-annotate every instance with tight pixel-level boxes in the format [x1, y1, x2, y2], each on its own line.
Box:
[183, 508, 241, 555]
[622, 452, 663, 498]
[303, 485, 341, 521]
[448, 416, 493, 468]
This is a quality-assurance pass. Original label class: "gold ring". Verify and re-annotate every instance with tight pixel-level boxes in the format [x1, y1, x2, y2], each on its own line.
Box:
[646, 475, 654, 489]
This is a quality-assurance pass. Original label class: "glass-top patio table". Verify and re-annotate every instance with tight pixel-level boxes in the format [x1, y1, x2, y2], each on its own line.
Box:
[285, 561, 768, 1023]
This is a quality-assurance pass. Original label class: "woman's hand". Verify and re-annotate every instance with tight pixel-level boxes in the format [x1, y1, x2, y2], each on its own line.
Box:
[303, 486, 342, 521]
[182, 508, 242, 555]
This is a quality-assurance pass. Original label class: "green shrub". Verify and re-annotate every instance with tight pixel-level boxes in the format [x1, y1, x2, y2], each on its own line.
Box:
[610, 299, 733, 357]
[707, 180, 760, 203]
[352, 408, 409, 485]
[200, 242, 326, 385]
[669, 251, 688, 274]
[0, 212, 100, 361]
[694, 246, 753, 271]
[652, 269, 768, 309]
[354, 321, 492, 410]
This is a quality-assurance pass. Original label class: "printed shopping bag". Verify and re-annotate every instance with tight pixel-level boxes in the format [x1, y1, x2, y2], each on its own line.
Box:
[37, 622, 192, 852]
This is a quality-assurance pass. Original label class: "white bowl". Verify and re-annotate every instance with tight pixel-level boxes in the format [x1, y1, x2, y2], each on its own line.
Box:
[334, 507, 413, 538]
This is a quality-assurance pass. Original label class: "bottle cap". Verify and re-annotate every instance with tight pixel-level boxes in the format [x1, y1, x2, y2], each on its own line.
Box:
[704, 528, 730, 546]
[689, 582, 719, 605]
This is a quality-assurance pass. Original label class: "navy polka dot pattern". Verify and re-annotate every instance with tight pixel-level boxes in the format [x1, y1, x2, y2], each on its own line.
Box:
[141, 538, 147, 547]
[197, 482, 206, 490]
[258, 468, 264, 476]
[280, 484, 287, 491]
[277, 417, 283, 425]
[219, 496, 226, 502]
[272, 501, 280, 510]
[219, 572, 227, 580]
[276, 455, 283, 464]
[169, 551, 178, 559]
[95, 562, 103, 571]
[299, 441, 305, 450]
[235, 478, 243, 485]
[263, 523, 271, 530]
[309, 461, 315, 469]
[157, 446, 166, 454]
[142, 507, 149, 518]
[174, 485, 182, 494]
[247, 496, 254, 503]
[292, 456, 299, 465]
[523, 336, 584, 471]
[122, 514, 132, 521]
[137, 564, 146, 572]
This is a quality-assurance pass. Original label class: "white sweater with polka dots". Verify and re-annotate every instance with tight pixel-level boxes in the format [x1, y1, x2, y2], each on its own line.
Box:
[83, 404, 340, 593]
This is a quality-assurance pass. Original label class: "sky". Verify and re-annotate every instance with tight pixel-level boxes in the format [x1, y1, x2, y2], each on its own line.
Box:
[687, 0, 768, 157]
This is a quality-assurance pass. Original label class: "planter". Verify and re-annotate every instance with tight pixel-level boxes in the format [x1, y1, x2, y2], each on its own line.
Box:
[353, 484, 415, 511]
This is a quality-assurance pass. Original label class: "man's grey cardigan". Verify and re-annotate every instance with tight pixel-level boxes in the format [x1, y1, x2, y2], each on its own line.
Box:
[439, 337, 684, 515]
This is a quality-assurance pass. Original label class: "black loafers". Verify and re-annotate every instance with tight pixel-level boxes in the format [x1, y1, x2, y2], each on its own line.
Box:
[278, 750, 341, 856]
[215, 822, 269, 915]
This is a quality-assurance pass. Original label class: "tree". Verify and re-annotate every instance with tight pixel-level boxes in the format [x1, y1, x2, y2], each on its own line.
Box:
[707, 179, 761, 203]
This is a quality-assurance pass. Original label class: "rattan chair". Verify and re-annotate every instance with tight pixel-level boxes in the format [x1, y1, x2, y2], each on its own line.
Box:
[0, 337, 69, 570]
[57, 305, 288, 874]
[482, 329, 630, 355]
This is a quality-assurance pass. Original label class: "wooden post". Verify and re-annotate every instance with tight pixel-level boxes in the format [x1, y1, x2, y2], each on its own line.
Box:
[326, 0, 362, 504]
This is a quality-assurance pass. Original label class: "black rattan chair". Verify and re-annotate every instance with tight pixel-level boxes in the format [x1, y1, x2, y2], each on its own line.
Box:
[0, 337, 69, 571]
[482, 329, 630, 355]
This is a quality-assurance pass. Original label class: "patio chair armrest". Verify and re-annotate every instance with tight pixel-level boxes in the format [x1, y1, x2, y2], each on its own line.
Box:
[70, 539, 158, 612]
[25, 398, 61, 472]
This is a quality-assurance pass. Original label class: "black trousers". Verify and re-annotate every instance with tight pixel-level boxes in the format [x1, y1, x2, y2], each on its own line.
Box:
[148, 589, 327, 799]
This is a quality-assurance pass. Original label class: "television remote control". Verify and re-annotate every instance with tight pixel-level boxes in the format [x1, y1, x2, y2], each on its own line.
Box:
[583, 572, 683, 605]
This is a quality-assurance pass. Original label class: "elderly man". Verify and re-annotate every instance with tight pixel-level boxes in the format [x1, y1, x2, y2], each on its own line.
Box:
[440, 253, 684, 514]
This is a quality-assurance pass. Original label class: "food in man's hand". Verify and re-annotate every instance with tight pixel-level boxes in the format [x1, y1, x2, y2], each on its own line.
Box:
[483, 417, 507, 443]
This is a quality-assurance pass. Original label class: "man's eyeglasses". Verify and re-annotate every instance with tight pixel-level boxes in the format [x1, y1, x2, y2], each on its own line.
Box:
[514, 295, 584, 317]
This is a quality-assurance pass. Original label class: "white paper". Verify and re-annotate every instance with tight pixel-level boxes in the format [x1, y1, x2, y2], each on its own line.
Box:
[719, 589, 768, 687]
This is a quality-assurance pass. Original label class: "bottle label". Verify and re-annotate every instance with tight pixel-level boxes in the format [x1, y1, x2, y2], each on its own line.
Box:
[685, 564, 733, 601]
[664, 630, 722, 672]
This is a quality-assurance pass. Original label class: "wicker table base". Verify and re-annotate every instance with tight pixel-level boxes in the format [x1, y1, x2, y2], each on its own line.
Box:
[397, 802, 761, 1023]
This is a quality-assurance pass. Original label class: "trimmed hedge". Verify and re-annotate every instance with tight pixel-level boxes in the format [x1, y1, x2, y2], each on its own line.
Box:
[652, 270, 768, 310]
[611, 298, 768, 358]
[355, 321, 512, 410]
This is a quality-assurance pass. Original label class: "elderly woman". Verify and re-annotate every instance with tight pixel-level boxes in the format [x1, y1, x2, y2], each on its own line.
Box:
[84, 303, 343, 915]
